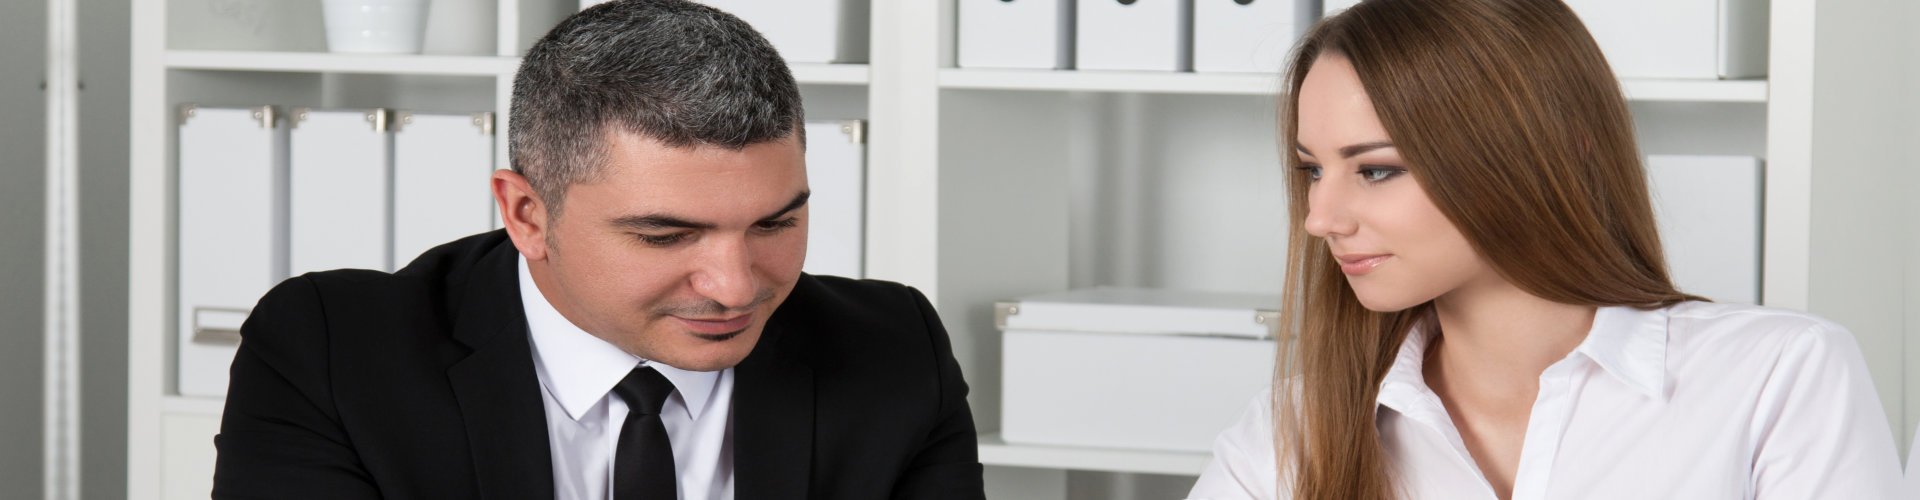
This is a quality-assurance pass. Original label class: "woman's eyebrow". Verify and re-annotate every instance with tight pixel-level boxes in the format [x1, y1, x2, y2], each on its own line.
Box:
[1296, 141, 1396, 159]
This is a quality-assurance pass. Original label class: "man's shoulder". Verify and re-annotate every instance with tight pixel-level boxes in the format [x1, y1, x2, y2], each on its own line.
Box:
[768, 274, 941, 350]
[786, 274, 925, 313]
[250, 231, 513, 338]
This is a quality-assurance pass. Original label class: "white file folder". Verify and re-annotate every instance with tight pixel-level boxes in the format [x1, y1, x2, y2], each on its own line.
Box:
[1193, 0, 1305, 73]
[802, 121, 866, 279]
[290, 108, 395, 274]
[1078, 0, 1194, 72]
[177, 105, 289, 398]
[1646, 155, 1762, 304]
[393, 111, 496, 267]
[958, 0, 1075, 70]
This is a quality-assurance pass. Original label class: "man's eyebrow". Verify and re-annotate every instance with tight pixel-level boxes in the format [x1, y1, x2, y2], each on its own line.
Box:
[607, 191, 811, 231]
[1296, 141, 1396, 159]
[610, 214, 715, 231]
[761, 191, 810, 221]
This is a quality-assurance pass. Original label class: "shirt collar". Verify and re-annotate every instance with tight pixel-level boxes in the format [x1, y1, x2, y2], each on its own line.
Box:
[1573, 305, 1669, 400]
[518, 255, 721, 421]
[1375, 305, 1671, 412]
[1376, 318, 1448, 421]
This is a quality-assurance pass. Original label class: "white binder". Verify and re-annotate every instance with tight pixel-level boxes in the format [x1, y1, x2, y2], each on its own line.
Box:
[290, 108, 395, 274]
[392, 111, 496, 267]
[176, 105, 289, 398]
[802, 120, 866, 279]
[1646, 155, 1762, 304]
[1194, 0, 1307, 73]
[1078, 0, 1194, 72]
[958, 0, 1075, 70]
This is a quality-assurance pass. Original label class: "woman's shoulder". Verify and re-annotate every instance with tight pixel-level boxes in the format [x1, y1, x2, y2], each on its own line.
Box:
[1661, 300, 1853, 347]
[1659, 301, 1870, 385]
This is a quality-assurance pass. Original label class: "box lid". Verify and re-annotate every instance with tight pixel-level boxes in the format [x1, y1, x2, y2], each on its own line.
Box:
[997, 287, 1281, 339]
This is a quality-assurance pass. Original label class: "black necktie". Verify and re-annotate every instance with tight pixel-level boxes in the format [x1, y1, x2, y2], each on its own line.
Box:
[612, 365, 678, 500]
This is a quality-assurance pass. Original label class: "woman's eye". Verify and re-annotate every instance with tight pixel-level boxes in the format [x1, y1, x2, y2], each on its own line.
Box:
[1296, 164, 1323, 181]
[1359, 166, 1406, 182]
[636, 233, 688, 246]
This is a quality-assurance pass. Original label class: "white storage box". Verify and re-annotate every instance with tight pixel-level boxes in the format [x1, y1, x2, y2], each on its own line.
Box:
[1194, 0, 1309, 73]
[579, 0, 869, 63]
[1077, 0, 1193, 72]
[1564, 0, 1766, 79]
[1321, 0, 1765, 79]
[177, 105, 290, 398]
[392, 111, 496, 266]
[801, 121, 867, 279]
[290, 108, 396, 274]
[999, 287, 1281, 452]
[1645, 155, 1762, 304]
[1322, 0, 1356, 16]
[959, 0, 1075, 70]
[697, 0, 870, 64]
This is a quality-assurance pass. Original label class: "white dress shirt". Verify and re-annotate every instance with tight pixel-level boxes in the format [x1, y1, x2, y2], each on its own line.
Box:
[520, 256, 736, 500]
[1188, 301, 1905, 500]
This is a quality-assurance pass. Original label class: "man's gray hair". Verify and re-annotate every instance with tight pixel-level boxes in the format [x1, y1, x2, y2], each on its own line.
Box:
[508, 0, 803, 214]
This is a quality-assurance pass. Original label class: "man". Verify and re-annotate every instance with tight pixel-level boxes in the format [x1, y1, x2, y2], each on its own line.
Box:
[211, 1, 984, 498]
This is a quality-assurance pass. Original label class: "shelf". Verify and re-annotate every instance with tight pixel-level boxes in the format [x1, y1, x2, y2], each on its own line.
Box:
[941, 68, 1768, 103]
[167, 50, 516, 76]
[977, 433, 1212, 476]
[1620, 78, 1768, 103]
[162, 395, 224, 417]
[167, 50, 872, 86]
[941, 68, 1281, 95]
[790, 63, 871, 85]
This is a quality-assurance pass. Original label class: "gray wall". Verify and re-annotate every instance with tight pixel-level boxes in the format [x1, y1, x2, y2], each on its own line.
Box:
[0, 2, 131, 498]
[0, 0, 48, 498]
[80, 0, 131, 498]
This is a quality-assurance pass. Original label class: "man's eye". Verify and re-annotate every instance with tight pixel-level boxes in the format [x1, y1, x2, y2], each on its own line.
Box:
[636, 233, 688, 246]
[754, 217, 799, 232]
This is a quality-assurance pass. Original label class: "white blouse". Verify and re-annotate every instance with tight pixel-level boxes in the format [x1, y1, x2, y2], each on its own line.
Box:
[1187, 302, 1906, 500]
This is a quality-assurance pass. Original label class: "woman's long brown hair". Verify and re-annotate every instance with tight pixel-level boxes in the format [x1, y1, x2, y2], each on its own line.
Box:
[1273, 1, 1703, 498]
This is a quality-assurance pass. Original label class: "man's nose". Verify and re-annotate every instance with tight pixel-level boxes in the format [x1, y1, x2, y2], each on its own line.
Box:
[690, 235, 759, 310]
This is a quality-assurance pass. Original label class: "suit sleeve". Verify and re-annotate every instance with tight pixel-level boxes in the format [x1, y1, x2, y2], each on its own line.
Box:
[887, 286, 987, 500]
[212, 276, 382, 499]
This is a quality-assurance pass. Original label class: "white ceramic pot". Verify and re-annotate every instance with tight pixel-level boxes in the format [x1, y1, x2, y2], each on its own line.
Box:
[322, 0, 432, 54]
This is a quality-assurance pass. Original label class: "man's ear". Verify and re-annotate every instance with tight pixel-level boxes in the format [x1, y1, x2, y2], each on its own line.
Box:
[492, 169, 551, 261]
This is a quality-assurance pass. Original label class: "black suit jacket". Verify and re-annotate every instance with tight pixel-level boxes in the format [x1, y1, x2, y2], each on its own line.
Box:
[212, 231, 985, 499]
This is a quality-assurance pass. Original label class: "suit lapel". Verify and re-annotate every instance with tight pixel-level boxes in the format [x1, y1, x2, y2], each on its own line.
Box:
[445, 238, 555, 500]
[732, 318, 815, 500]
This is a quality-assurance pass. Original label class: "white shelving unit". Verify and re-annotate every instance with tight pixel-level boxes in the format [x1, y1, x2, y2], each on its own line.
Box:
[128, 1, 1918, 499]
[940, 68, 1768, 102]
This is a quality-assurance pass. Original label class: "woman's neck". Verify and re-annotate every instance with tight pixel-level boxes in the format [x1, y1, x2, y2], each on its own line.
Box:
[1427, 278, 1597, 395]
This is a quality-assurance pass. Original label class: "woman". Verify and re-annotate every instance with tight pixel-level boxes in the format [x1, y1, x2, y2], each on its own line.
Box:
[1186, 1, 1905, 499]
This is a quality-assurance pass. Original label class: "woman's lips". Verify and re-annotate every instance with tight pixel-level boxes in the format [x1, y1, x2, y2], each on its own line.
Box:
[1336, 254, 1393, 276]
[673, 314, 753, 335]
